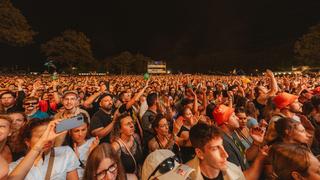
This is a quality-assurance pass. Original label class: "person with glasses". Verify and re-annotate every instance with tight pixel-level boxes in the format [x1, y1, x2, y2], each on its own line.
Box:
[142, 149, 194, 180]
[84, 143, 126, 180]
[23, 97, 49, 120]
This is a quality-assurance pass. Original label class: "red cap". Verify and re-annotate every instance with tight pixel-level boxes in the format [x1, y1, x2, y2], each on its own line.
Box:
[212, 105, 234, 126]
[273, 92, 298, 109]
[312, 87, 320, 95]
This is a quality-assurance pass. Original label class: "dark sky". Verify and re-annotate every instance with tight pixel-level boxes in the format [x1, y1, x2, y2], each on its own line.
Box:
[2, 0, 320, 72]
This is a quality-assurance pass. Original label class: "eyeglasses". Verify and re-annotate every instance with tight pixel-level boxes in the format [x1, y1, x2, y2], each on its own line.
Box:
[24, 102, 38, 106]
[148, 156, 177, 180]
[96, 163, 118, 180]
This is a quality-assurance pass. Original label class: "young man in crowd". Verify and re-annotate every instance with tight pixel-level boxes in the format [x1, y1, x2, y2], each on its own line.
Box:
[54, 90, 90, 146]
[212, 104, 267, 179]
[187, 123, 246, 180]
[0, 79, 25, 114]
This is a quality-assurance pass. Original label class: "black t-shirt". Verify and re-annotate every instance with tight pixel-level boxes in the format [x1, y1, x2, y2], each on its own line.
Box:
[90, 109, 113, 143]
[201, 171, 223, 180]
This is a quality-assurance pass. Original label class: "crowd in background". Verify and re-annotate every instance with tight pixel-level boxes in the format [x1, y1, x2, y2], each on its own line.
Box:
[0, 70, 320, 180]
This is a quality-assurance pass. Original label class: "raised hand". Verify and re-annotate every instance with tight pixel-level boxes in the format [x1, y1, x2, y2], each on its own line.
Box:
[250, 127, 265, 145]
[89, 136, 100, 154]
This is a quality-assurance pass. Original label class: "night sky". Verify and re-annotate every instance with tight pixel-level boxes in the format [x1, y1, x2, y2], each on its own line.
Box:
[1, 0, 320, 72]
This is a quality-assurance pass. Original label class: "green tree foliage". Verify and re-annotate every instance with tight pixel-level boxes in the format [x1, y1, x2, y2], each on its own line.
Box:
[108, 51, 149, 74]
[41, 30, 97, 72]
[294, 23, 320, 66]
[0, 0, 36, 46]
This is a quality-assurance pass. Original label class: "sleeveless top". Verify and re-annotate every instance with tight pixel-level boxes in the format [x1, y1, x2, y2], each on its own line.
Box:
[116, 136, 143, 174]
[177, 126, 195, 163]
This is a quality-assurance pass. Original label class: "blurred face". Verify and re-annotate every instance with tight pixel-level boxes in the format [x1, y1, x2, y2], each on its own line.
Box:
[236, 112, 247, 128]
[289, 100, 302, 114]
[227, 112, 240, 129]
[183, 108, 193, 121]
[121, 93, 131, 103]
[23, 100, 39, 112]
[120, 116, 135, 136]
[96, 158, 118, 180]
[0, 119, 11, 142]
[155, 118, 169, 136]
[9, 113, 26, 131]
[1, 93, 15, 107]
[258, 86, 268, 95]
[62, 94, 78, 110]
[26, 124, 53, 153]
[304, 153, 320, 180]
[100, 96, 113, 111]
[70, 123, 88, 145]
[290, 124, 311, 145]
[197, 137, 229, 171]
[42, 93, 49, 100]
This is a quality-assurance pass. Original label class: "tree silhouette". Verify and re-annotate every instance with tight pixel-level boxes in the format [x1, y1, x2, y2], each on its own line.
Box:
[41, 30, 97, 72]
[0, 0, 36, 46]
[294, 23, 320, 66]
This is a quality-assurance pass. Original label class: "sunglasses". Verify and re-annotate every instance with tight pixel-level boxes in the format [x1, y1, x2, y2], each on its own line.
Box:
[148, 156, 178, 180]
[24, 102, 38, 106]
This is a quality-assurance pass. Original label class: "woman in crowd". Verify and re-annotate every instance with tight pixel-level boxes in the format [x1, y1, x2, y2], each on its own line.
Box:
[111, 113, 143, 179]
[270, 143, 320, 180]
[84, 143, 126, 180]
[67, 115, 99, 179]
[273, 117, 311, 146]
[7, 112, 28, 161]
[0, 115, 12, 163]
[9, 118, 80, 180]
[148, 114, 175, 152]
[173, 107, 197, 163]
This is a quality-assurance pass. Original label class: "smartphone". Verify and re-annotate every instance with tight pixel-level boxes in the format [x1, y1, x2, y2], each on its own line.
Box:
[55, 114, 85, 133]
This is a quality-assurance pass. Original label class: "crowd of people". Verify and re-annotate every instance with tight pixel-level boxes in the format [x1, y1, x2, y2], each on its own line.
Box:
[0, 70, 320, 180]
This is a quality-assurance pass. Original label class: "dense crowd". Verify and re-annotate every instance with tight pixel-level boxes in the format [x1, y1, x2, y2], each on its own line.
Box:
[0, 70, 320, 180]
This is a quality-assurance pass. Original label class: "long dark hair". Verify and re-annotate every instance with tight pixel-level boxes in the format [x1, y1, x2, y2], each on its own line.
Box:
[83, 143, 126, 180]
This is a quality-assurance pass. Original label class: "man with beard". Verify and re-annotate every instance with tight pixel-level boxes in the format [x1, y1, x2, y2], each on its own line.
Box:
[265, 92, 314, 145]
[54, 90, 90, 146]
[90, 93, 115, 143]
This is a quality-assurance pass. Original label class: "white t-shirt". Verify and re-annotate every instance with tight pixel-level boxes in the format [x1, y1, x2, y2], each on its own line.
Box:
[9, 146, 80, 180]
[77, 137, 95, 179]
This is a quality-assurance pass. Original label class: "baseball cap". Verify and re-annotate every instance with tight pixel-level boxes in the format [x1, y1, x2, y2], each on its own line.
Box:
[62, 90, 79, 98]
[212, 105, 234, 126]
[97, 93, 113, 104]
[142, 149, 194, 180]
[273, 92, 298, 109]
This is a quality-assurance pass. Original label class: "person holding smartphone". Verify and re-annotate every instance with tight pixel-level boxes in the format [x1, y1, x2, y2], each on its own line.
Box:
[8, 118, 80, 180]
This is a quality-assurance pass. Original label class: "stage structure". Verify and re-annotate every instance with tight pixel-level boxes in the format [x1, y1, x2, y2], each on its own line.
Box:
[147, 61, 167, 74]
